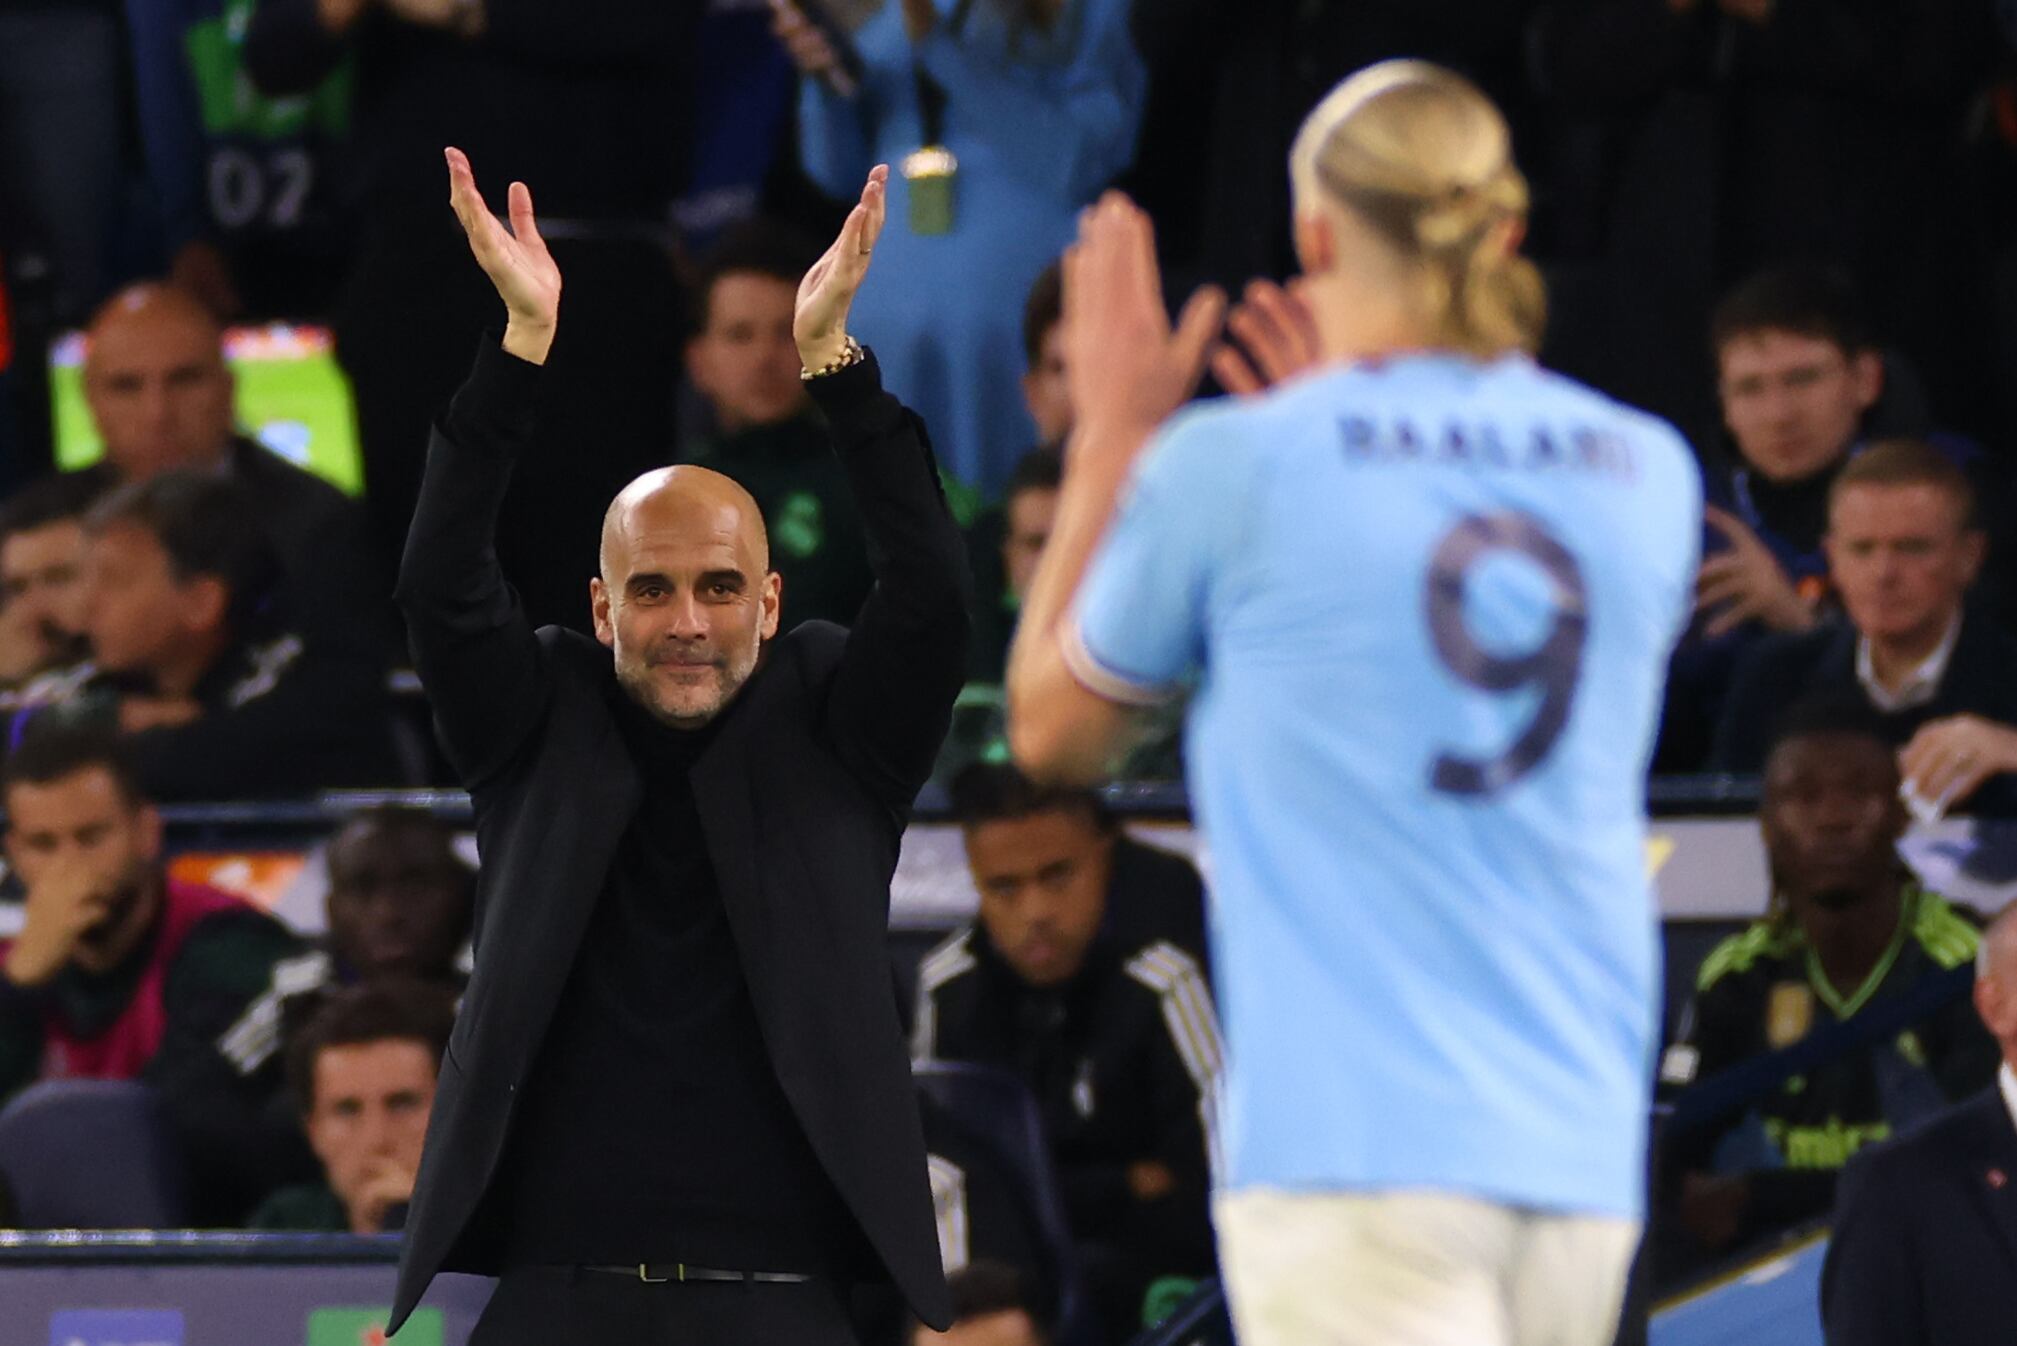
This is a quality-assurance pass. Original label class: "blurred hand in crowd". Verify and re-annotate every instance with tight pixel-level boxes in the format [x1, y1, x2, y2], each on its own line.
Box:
[1, 857, 122, 989]
[1697, 505, 1816, 640]
[1210, 278, 1322, 397]
[770, 0, 853, 94]
[1900, 714, 2017, 816]
[446, 147, 560, 364]
[118, 694, 205, 735]
[2, 768, 162, 986]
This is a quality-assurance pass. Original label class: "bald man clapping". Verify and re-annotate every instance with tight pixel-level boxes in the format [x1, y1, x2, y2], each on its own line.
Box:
[385, 150, 967, 1345]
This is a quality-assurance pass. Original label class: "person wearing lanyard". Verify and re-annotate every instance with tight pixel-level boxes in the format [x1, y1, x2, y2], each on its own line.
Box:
[773, 0, 1145, 501]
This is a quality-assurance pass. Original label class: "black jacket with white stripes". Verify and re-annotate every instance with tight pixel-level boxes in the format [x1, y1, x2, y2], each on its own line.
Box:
[912, 924, 1221, 1287]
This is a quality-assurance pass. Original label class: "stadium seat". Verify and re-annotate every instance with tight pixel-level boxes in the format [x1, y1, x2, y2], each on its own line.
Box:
[0, 1080, 188, 1228]
[914, 1060, 1098, 1346]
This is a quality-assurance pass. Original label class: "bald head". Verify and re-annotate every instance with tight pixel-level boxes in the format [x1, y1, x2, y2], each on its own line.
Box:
[599, 466, 769, 582]
[591, 466, 782, 730]
[83, 284, 235, 480]
[1975, 903, 2017, 1066]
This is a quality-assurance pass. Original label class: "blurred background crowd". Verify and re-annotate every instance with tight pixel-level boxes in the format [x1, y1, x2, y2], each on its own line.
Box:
[5, 1, 2017, 1342]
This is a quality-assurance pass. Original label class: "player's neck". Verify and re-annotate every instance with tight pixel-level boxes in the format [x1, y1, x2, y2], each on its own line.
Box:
[1306, 276, 1439, 365]
[1803, 879, 1904, 999]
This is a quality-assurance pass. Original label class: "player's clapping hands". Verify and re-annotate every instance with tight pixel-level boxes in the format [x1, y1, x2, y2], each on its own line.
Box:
[1061, 194, 1225, 450]
[1211, 278, 1323, 396]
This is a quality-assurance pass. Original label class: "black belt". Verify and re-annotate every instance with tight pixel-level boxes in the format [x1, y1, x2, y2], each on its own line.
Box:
[577, 1262, 814, 1285]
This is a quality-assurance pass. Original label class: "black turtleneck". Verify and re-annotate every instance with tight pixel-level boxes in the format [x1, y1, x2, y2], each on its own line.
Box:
[500, 691, 860, 1273]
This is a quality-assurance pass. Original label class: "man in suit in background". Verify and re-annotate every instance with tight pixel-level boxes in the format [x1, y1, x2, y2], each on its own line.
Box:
[388, 151, 966, 1343]
[1821, 902, 2017, 1344]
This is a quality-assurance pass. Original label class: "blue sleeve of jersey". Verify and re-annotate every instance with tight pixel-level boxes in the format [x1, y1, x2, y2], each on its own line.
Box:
[1067, 406, 1249, 703]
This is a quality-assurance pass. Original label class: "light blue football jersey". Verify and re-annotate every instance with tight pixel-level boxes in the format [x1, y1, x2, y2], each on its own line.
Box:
[1067, 354, 1701, 1217]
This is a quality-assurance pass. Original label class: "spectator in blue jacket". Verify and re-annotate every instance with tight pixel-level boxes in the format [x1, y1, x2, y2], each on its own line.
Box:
[774, 0, 1144, 498]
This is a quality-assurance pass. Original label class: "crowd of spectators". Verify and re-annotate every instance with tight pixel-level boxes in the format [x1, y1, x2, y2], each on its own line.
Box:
[3, 0, 2017, 1341]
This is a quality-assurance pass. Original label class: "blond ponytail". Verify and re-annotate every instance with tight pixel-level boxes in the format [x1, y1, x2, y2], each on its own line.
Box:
[1291, 61, 1547, 357]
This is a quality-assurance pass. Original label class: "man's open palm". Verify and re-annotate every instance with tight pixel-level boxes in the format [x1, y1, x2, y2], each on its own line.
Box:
[795, 165, 888, 367]
[446, 147, 560, 337]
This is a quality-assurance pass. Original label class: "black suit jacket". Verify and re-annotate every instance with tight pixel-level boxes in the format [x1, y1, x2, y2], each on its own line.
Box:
[388, 341, 966, 1332]
[1712, 614, 2017, 815]
[1821, 1086, 2017, 1346]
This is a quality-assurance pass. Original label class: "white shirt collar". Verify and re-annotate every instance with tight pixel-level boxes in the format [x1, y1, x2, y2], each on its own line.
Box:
[1857, 612, 1962, 713]
[2002, 1062, 2017, 1134]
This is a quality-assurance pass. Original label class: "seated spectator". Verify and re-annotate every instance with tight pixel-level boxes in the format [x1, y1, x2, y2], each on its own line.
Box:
[1661, 701, 1998, 1266]
[224, 806, 474, 1081]
[0, 473, 101, 689]
[967, 445, 1061, 686]
[0, 725, 314, 1222]
[77, 283, 384, 650]
[912, 1260, 1049, 1346]
[1661, 266, 1885, 767]
[251, 980, 456, 1234]
[1820, 903, 2017, 1346]
[917, 764, 1217, 1340]
[681, 220, 874, 628]
[1020, 263, 1069, 448]
[1714, 441, 2017, 815]
[18, 471, 402, 799]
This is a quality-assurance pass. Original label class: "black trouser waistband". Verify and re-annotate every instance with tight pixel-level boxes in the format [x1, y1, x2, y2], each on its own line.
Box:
[569, 1262, 816, 1285]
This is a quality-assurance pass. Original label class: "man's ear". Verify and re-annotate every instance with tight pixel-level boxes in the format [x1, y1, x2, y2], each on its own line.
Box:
[590, 576, 615, 649]
[1292, 209, 1336, 278]
[1960, 527, 1989, 588]
[180, 574, 230, 637]
[1849, 349, 1884, 413]
[760, 571, 782, 640]
[136, 803, 164, 865]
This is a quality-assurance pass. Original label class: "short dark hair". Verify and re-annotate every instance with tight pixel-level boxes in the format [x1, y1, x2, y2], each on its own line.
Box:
[85, 471, 280, 633]
[1830, 438, 1977, 530]
[285, 979, 458, 1116]
[1765, 693, 1897, 765]
[0, 472, 107, 545]
[910, 1261, 1048, 1346]
[1, 720, 144, 808]
[949, 762, 1109, 832]
[689, 219, 822, 337]
[1005, 444, 1063, 505]
[1021, 262, 1063, 370]
[1711, 264, 1875, 360]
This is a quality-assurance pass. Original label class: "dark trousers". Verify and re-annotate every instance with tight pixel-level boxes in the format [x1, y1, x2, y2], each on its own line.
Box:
[468, 1266, 861, 1346]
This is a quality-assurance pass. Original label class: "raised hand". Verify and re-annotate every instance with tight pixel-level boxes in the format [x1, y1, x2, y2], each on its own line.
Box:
[1900, 714, 2017, 818]
[1211, 278, 1322, 396]
[1062, 193, 1225, 448]
[1696, 506, 1815, 640]
[3, 859, 117, 988]
[795, 165, 887, 371]
[445, 146, 560, 364]
[769, 0, 853, 93]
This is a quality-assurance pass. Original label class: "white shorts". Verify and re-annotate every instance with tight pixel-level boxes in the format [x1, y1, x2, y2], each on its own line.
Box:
[1214, 1188, 1640, 1346]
